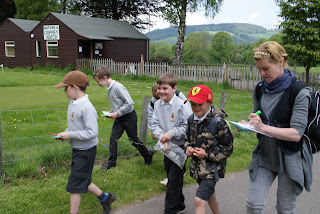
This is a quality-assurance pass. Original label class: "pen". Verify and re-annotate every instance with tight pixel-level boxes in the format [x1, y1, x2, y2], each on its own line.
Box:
[255, 110, 262, 115]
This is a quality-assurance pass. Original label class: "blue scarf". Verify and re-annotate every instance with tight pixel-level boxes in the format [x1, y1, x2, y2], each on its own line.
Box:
[263, 69, 294, 94]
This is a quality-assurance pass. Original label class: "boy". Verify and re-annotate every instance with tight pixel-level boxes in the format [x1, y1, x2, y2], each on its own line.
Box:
[152, 73, 192, 214]
[148, 83, 191, 140]
[93, 66, 154, 170]
[148, 83, 191, 186]
[54, 70, 115, 214]
[184, 85, 233, 214]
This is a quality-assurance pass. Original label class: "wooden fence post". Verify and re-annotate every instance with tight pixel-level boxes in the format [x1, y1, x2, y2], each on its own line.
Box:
[139, 96, 150, 144]
[220, 91, 227, 111]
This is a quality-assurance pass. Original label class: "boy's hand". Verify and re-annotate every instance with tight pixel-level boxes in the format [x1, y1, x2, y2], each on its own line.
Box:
[160, 132, 171, 143]
[163, 142, 169, 153]
[186, 146, 194, 157]
[108, 112, 119, 119]
[193, 147, 206, 159]
[58, 132, 70, 141]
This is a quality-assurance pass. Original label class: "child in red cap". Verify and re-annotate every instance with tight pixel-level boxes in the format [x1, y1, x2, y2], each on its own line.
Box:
[184, 85, 233, 214]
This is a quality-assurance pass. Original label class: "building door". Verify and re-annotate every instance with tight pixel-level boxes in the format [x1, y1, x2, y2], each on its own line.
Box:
[82, 41, 91, 58]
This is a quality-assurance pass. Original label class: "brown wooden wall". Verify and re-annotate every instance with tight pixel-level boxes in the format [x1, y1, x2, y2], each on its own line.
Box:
[0, 19, 32, 68]
[103, 38, 148, 62]
[31, 13, 82, 69]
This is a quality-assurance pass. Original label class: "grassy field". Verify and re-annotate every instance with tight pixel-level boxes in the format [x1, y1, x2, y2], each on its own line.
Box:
[0, 67, 257, 213]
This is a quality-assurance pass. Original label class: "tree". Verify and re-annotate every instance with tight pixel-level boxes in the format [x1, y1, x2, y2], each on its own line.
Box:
[161, 0, 223, 65]
[150, 41, 173, 59]
[0, 0, 16, 24]
[209, 32, 235, 64]
[73, 0, 162, 30]
[183, 31, 212, 63]
[15, 0, 60, 20]
[276, 0, 320, 84]
[183, 31, 209, 64]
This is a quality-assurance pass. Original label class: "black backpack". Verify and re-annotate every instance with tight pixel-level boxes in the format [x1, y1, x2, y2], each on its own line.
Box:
[256, 77, 320, 153]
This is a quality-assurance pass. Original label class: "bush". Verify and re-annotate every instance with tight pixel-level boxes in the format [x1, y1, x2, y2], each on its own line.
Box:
[63, 64, 75, 72]
[222, 80, 232, 90]
[149, 56, 172, 64]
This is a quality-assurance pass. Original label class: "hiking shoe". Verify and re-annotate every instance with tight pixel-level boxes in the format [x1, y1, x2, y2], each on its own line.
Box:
[160, 178, 168, 185]
[100, 192, 116, 214]
[144, 149, 155, 165]
[100, 164, 115, 170]
[176, 210, 185, 214]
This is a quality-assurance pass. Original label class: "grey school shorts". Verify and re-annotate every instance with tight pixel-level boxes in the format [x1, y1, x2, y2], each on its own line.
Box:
[196, 178, 217, 201]
[66, 146, 96, 193]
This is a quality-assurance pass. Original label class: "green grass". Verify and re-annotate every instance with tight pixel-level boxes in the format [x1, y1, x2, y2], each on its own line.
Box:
[0, 67, 257, 213]
[293, 66, 320, 74]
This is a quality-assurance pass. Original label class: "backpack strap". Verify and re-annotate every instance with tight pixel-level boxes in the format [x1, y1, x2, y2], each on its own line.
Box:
[209, 117, 219, 137]
[150, 101, 155, 109]
[288, 77, 306, 107]
[175, 89, 181, 97]
[255, 81, 264, 101]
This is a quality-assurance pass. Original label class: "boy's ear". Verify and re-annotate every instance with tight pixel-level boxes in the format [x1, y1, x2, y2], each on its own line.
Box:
[173, 85, 177, 90]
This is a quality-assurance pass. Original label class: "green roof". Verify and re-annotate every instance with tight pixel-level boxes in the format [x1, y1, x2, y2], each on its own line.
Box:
[50, 12, 149, 40]
[9, 18, 40, 32]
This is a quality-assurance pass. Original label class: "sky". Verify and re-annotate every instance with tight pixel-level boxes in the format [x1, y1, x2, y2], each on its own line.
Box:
[146, 0, 282, 33]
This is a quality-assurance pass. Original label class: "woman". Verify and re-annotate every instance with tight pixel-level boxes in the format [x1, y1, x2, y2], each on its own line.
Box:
[244, 41, 313, 214]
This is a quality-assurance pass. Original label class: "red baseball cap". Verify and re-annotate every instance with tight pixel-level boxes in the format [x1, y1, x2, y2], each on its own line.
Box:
[185, 85, 213, 104]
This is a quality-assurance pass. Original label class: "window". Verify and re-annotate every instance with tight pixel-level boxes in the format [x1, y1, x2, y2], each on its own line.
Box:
[36, 40, 41, 57]
[46, 41, 58, 58]
[5, 41, 15, 57]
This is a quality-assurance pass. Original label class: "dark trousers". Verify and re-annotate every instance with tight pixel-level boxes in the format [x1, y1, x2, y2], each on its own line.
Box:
[164, 155, 186, 214]
[107, 110, 149, 166]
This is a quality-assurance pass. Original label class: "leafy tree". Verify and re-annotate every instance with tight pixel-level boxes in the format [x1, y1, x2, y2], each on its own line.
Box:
[0, 0, 16, 23]
[233, 52, 245, 64]
[150, 41, 173, 60]
[209, 32, 235, 64]
[276, 0, 320, 84]
[183, 31, 212, 64]
[73, 0, 162, 30]
[60, 0, 82, 15]
[14, 0, 60, 20]
[161, 0, 223, 65]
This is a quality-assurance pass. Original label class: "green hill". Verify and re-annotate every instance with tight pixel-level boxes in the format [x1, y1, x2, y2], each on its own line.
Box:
[145, 23, 280, 45]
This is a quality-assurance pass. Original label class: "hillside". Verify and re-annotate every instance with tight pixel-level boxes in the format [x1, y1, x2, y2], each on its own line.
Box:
[145, 23, 281, 45]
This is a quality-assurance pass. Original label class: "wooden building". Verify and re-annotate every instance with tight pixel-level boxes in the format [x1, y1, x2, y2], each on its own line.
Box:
[0, 12, 149, 69]
[30, 12, 149, 68]
[0, 18, 40, 68]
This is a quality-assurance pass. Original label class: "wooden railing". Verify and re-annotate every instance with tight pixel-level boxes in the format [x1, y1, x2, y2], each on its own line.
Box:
[76, 58, 320, 91]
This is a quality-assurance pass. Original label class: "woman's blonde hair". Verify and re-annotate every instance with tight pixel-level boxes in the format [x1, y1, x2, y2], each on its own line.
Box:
[253, 41, 289, 68]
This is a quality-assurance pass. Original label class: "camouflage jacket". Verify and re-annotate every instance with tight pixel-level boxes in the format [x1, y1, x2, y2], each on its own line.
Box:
[184, 106, 233, 180]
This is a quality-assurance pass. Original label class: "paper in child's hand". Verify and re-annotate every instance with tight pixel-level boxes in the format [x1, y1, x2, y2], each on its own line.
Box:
[101, 111, 111, 117]
[49, 132, 62, 139]
[52, 135, 62, 139]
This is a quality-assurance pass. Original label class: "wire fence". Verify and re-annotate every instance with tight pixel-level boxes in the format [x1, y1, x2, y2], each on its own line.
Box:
[0, 93, 252, 177]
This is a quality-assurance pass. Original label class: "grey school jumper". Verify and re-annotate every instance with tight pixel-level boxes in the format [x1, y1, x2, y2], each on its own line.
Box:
[107, 80, 134, 117]
[153, 95, 192, 146]
[66, 94, 98, 150]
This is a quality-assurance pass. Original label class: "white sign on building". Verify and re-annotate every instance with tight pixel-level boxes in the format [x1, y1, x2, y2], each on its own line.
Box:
[43, 25, 60, 40]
